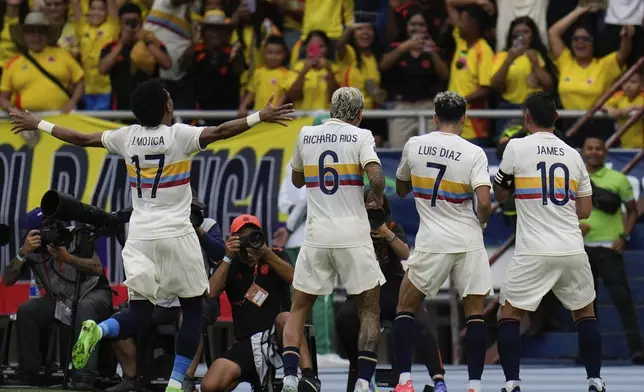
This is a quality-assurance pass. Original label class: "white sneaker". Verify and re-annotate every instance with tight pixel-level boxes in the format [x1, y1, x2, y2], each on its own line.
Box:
[282, 375, 299, 392]
[316, 353, 350, 368]
[588, 378, 606, 392]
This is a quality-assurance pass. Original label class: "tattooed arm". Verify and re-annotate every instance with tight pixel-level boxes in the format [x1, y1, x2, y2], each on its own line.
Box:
[2, 251, 28, 286]
[47, 247, 105, 277]
[365, 162, 385, 205]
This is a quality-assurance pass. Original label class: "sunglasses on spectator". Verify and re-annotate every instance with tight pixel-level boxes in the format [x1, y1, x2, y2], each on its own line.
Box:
[572, 36, 593, 42]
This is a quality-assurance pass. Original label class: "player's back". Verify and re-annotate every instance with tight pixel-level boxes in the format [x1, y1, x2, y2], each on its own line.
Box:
[293, 119, 378, 248]
[400, 132, 490, 253]
[509, 132, 591, 255]
[102, 123, 201, 240]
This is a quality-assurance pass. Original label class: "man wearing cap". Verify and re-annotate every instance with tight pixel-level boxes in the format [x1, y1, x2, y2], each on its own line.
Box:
[0, 11, 84, 118]
[2, 208, 113, 389]
[200, 214, 319, 392]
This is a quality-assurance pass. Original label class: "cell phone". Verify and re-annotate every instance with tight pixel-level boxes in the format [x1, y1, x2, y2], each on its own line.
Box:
[308, 41, 321, 58]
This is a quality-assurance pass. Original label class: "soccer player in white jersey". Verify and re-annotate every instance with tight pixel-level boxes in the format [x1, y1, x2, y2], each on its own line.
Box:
[394, 91, 492, 392]
[493, 92, 601, 392]
[280, 87, 386, 392]
[9, 79, 294, 392]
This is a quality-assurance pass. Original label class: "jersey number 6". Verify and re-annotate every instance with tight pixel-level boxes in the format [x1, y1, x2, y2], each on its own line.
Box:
[536, 161, 570, 206]
[318, 150, 339, 195]
[131, 154, 166, 199]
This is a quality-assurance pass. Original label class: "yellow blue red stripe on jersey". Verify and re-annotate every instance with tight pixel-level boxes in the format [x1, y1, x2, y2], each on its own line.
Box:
[146, 9, 192, 40]
[126, 160, 191, 189]
[514, 177, 578, 200]
[302, 164, 364, 188]
[411, 175, 472, 203]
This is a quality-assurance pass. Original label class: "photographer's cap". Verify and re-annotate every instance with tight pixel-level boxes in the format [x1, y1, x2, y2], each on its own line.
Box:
[22, 208, 43, 231]
[230, 214, 261, 234]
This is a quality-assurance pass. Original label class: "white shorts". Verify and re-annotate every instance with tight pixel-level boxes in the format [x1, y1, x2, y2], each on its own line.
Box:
[500, 253, 595, 312]
[122, 232, 209, 301]
[293, 244, 386, 296]
[406, 248, 493, 298]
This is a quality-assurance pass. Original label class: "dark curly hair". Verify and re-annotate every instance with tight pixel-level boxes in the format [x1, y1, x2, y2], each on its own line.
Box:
[131, 79, 169, 127]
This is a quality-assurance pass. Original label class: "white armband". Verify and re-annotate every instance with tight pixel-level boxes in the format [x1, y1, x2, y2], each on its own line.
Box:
[222, 255, 233, 264]
[246, 112, 261, 127]
[37, 120, 55, 134]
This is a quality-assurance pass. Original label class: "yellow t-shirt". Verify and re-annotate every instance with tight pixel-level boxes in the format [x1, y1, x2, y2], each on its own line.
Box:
[231, 24, 281, 95]
[286, 60, 341, 110]
[556, 48, 623, 110]
[58, 22, 80, 59]
[605, 91, 644, 148]
[301, 0, 353, 40]
[0, 46, 84, 111]
[492, 51, 546, 104]
[0, 16, 19, 69]
[77, 18, 119, 95]
[338, 45, 380, 109]
[248, 66, 290, 110]
[447, 28, 494, 139]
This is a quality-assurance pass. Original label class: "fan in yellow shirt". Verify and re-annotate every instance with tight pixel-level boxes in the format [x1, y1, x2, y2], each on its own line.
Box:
[602, 72, 644, 149]
[71, 0, 119, 110]
[0, 0, 26, 72]
[285, 31, 341, 110]
[238, 35, 290, 116]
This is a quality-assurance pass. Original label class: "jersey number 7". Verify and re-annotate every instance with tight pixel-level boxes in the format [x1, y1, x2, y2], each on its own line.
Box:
[131, 154, 166, 199]
[426, 162, 446, 207]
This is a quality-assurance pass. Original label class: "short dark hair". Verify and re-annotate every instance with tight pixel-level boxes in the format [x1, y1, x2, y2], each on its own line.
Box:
[131, 79, 168, 127]
[434, 91, 467, 123]
[523, 92, 557, 128]
[118, 2, 141, 17]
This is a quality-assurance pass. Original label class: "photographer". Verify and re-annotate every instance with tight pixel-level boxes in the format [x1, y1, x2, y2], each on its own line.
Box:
[2, 208, 113, 389]
[580, 137, 644, 364]
[201, 214, 319, 392]
[335, 191, 447, 392]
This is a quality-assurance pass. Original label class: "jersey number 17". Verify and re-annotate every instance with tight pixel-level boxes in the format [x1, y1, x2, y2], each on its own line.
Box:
[131, 154, 165, 199]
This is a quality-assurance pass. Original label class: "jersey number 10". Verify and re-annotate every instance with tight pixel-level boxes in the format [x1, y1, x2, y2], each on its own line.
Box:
[536, 161, 570, 206]
[131, 154, 166, 199]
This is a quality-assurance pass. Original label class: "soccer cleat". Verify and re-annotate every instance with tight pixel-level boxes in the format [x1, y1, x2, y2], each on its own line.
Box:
[282, 375, 299, 392]
[434, 379, 448, 392]
[588, 378, 606, 392]
[72, 320, 103, 370]
[299, 375, 321, 392]
[501, 380, 520, 392]
[394, 380, 415, 392]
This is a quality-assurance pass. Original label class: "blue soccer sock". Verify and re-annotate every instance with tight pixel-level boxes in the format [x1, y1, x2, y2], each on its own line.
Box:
[98, 318, 120, 338]
[465, 315, 487, 381]
[168, 354, 192, 388]
[393, 312, 416, 384]
[357, 351, 378, 384]
[576, 317, 602, 379]
[497, 318, 521, 382]
[282, 346, 300, 377]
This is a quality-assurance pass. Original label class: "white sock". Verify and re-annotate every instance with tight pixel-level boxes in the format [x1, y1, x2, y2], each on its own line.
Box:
[167, 379, 182, 389]
[469, 380, 481, 390]
[399, 372, 411, 385]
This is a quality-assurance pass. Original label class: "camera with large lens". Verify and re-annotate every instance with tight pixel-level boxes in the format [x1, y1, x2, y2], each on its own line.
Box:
[367, 208, 387, 230]
[40, 219, 74, 248]
[239, 230, 265, 250]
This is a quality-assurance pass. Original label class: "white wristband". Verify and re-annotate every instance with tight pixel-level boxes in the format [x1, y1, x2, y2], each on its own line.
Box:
[246, 111, 261, 127]
[37, 120, 55, 134]
[222, 255, 233, 264]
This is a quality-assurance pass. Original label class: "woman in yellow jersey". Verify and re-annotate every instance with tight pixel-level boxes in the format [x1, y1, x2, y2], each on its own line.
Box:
[42, 0, 80, 59]
[602, 71, 644, 149]
[337, 23, 387, 145]
[548, 5, 633, 144]
[70, 0, 119, 110]
[491, 16, 555, 138]
[0, 0, 29, 78]
[238, 35, 289, 117]
[286, 30, 340, 110]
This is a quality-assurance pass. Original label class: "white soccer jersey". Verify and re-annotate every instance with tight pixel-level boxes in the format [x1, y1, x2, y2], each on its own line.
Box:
[290, 118, 381, 248]
[101, 123, 204, 240]
[497, 132, 592, 255]
[396, 132, 491, 253]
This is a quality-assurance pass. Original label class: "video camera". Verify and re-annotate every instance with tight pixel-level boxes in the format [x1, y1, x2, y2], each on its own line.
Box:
[39, 190, 132, 250]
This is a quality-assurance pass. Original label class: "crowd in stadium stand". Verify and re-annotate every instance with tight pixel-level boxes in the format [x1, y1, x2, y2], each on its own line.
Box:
[0, 0, 642, 148]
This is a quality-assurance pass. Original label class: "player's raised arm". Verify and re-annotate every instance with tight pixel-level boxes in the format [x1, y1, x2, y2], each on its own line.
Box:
[198, 94, 295, 149]
[9, 110, 105, 148]
[493, 139, 517, 203]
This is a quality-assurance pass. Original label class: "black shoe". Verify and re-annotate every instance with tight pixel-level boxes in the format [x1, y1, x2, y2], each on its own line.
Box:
[104, 376, 136, 392]
[182, 376, 197, 392]
[632, 351, 644, 365]
[298, 376, 321, 392]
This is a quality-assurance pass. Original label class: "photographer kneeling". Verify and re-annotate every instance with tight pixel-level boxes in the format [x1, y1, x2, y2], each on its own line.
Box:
[335, 191, 447, 392]
[2, 208, 113, 389]
[201, 215, 319, 392]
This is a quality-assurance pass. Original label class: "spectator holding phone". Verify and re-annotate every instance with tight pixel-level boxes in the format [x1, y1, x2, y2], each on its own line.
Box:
[379, 7, 448, 148]
[491, 16, 555, 138]
[285, 30, 340, 110]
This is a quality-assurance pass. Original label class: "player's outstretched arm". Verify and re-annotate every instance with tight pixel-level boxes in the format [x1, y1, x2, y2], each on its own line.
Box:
[198, 94, 294, 149]
[9, 110, 105, 147]
[365, 161, 385, 205]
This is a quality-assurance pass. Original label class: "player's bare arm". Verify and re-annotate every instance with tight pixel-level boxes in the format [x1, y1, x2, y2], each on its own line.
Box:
[9, 110, 105, 147]
[475, 185, 492, 227]
[291, 168, 306, 188]
[365, 162, 385, 205]
[396, 179, 412, 198]
[575, 195, 592, 220]
[198, 94, 294, 149]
